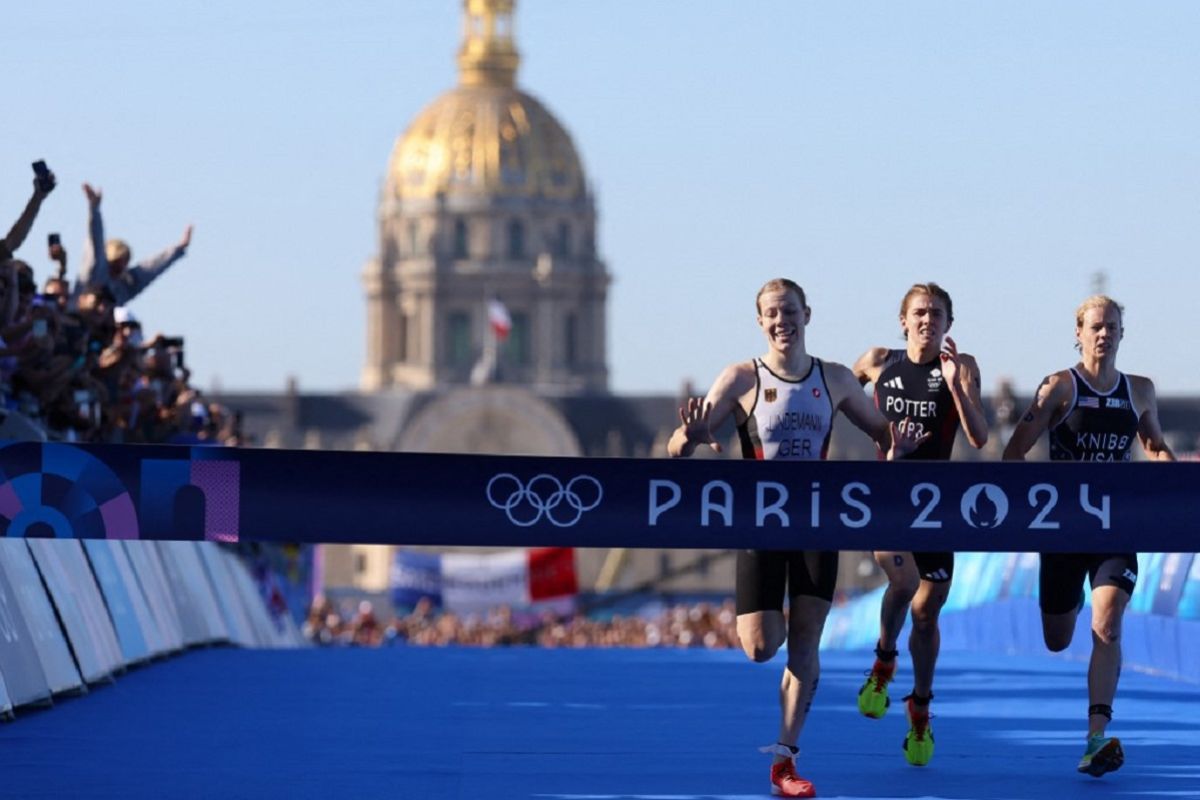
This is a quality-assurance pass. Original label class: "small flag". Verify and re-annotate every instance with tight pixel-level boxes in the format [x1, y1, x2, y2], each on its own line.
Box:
[1078, 396, 1100, 408]
[488, 298, 512, 341]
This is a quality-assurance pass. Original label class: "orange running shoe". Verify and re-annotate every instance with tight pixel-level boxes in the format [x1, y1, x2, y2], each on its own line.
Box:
[770, 760, 816, 798]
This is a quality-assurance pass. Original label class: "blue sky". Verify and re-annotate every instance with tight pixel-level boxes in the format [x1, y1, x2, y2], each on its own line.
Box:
[6, 1, 1199, 397]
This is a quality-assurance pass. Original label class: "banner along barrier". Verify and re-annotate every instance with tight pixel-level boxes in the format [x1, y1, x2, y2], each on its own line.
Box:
[83, 540, 151, 664]
[0, 548, 52, 707]
[26, 540, 119, 683]
[197, 545, 257, 648]
[122, 541, 184, 653]
[0, 541, 82, 694]
[0, 440, 1196, 551]
[153, 541, 212, 647]
[0, 667, 11, 719]
[165, 542, 232, 643]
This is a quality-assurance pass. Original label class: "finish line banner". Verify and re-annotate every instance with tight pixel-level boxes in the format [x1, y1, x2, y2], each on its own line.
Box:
[0, 440, 1195, 552]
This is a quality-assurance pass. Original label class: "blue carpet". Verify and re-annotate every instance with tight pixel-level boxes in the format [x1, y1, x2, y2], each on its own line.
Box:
[1, 646, 1198, 799]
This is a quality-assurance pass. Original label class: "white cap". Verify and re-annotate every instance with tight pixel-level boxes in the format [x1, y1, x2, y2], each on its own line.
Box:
[113, 306, 139, 326]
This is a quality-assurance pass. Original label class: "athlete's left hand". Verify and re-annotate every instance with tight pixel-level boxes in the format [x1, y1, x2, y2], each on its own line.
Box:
[940, 336, 961, 385]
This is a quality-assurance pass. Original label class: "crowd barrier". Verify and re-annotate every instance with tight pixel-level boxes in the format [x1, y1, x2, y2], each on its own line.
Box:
[823, 552, 1200, 684]
[0, 539, 304, 720]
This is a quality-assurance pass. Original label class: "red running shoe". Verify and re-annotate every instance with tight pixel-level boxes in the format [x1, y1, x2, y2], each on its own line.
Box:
[770, 760, 816, 798]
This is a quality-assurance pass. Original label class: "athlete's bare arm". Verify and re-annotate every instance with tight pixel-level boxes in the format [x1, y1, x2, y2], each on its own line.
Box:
[851, 346, 889, 387]
[825, 360, 890, 450]
[826, 360, 929, 458]
[1001, 371, 1073, 460]
[944, 344, 989, 449]
[1129, 375, 1176, 462]
[668, 361, 756, 457]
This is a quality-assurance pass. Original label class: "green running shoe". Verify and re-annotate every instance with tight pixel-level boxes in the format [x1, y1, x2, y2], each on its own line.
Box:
[857, 658, 896, 719]
[1077, 735, 1124, 777]
[902, 694, 934, 766]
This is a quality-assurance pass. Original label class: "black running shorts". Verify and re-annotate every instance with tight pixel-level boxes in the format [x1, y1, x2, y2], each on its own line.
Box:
[735, 550, 839, 613]
[913, 551, 954, 583]
[1038, 553, 1139, 615]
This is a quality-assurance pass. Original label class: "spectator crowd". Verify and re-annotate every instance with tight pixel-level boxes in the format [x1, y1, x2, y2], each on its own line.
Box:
[2, 162, 242, 444]
[303, 594, 744, 650]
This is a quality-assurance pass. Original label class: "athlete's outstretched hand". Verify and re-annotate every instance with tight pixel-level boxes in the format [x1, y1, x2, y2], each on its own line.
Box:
[940, 335, 961, 385]
[677, 396, 723, 454]
[887, 417, 931, 460]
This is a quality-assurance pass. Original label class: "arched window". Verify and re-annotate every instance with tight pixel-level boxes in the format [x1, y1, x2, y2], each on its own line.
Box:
[505, 312, 531, 365]
[398, 313, 409, 362]
[507, 219, 525, 259]
[565, 312, 578, 366]
[453, 218, 469, 259]
[556, 221, 571, 257]
[407, 221, 420, 256]
[447, 312, 472, 366]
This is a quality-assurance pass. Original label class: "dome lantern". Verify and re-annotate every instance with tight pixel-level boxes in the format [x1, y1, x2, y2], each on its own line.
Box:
[457, 0, 519, 88]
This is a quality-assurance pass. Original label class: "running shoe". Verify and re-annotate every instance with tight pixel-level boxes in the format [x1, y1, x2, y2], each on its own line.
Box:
[769, 760, 816, 798]
[1077, 735, 1124, 777]
[857, 658, 896, 719]
[902, 695, 934, 766]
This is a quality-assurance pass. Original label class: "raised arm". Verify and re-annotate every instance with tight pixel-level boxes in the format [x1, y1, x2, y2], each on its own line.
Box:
[1130, 375, 1175, 462]
[941, 339, 988, 449]
[121, 224, 193, 302]
[667, 362, 754, 458]
[851, 346, 888, 387]
[829, 360, 935, 458]
[2, 175, 56, 256]
[825, 359, 890, 451]
[1002, 371, 1072, 460]
[77, 183, 107, 293]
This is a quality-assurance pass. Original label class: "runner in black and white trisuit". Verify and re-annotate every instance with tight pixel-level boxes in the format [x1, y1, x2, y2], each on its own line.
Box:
[850, 283, 989, 766]
[1004, 295, 1174, 778]
[668, 278, 926, 799]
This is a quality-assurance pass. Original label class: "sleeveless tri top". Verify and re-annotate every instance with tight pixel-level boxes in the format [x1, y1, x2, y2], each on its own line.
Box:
[873, 349, 960, 460]
[737, 358, 834, 460]
[1049, 368, 1140, 462]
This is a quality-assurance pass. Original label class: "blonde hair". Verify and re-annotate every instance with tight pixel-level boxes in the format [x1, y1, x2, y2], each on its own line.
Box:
[755, 278, 807, 314]
[1074, 295, 1124, 352]
[1074, 295, 1123, 329]
[105, 239, 131, 265]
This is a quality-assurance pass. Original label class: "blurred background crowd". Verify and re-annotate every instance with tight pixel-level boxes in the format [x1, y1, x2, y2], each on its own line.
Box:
[303, 593, 746, 650]
[1, 162, 242, 445]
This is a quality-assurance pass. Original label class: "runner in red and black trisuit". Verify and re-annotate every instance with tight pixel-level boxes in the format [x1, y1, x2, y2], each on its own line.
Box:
[851, 282, 989, 766]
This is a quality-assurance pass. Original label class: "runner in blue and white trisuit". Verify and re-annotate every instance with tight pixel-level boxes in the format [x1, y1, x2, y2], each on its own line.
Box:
[1003, 295, 1174, 777]
[850, 283, 989, 766]
[668, 278, 927, 799]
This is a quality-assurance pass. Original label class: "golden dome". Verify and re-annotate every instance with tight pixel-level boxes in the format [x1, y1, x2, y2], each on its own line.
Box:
[385, 0, 587, 202]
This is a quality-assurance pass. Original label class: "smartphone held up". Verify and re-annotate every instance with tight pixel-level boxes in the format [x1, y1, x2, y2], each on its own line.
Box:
[32, 160, 56, 193]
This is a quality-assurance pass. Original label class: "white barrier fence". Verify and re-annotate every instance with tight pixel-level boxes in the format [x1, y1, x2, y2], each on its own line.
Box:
[0, 540, 304, 719]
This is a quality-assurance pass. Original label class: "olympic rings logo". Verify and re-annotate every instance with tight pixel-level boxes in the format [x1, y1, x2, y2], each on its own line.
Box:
[486, 473, 603, 527]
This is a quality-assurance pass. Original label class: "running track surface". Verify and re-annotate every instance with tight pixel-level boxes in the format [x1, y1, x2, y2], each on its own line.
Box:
[2, 647, 1198, 799]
